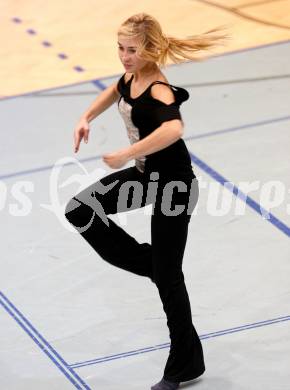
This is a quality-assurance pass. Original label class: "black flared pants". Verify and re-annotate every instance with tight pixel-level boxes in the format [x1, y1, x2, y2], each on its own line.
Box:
[64, 165, 205, 382]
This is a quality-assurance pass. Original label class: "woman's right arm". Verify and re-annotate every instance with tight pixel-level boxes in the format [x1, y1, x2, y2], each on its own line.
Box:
[81, 82, 120, 122]
[74, 82, 120, 153]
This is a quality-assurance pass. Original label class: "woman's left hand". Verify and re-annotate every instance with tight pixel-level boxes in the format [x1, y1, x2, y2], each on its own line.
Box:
[102, 148, 131, 169]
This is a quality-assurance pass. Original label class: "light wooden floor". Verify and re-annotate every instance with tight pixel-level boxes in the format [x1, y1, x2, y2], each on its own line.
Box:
[1, 0, 290, 98]
[1, 2, 290, 390]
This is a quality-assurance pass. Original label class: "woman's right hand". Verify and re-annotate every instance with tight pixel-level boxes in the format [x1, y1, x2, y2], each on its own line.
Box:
[74, 117, 90, 153]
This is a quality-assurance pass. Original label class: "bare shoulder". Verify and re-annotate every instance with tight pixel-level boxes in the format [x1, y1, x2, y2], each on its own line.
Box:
[150, 80, 175, 105]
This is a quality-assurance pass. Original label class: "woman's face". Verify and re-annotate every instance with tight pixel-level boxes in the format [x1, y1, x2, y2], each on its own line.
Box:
[118, 35, 150, 72]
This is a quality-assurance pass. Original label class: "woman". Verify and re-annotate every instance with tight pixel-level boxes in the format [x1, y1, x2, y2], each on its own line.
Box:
[65, 13, 228, 390]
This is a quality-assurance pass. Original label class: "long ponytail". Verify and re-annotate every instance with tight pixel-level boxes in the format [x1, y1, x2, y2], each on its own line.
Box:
[117, 13, 231, 67]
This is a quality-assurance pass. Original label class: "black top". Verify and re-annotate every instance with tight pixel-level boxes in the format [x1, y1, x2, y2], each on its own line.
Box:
[117, 73, 195, 181]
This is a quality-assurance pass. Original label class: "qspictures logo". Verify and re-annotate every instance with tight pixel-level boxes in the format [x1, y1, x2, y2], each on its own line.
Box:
[1, 157, 289, 234]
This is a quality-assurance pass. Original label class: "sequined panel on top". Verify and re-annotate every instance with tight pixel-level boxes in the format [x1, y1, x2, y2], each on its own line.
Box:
[118, 97, 146, 173]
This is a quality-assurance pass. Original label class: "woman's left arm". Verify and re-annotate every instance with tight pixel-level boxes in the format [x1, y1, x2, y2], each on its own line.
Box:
[125, 119, 183, 160]
[103, 83, 184, 168]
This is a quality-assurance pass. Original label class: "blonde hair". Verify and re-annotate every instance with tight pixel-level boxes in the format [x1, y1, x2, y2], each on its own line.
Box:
[117, 13, 231, 68]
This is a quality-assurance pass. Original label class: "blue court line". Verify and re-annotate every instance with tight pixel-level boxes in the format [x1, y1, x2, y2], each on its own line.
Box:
[93, 39, 290, 82]
[11, 17, 85, 73]
[0, 131, 289, 237]
[172, 38, 290, 61]
[188, 151, 290, 238]
[92, 79, 107, 90]
[68, 314, 290, 369]
[1, 113, 289, 182]
[0, 291, 91, 390]
[183, 115, 290, 141]
[0, 155, 101, 181]
[1, 39, 290, 101]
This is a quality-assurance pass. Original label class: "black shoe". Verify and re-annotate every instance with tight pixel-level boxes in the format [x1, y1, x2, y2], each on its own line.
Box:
[151, 378, 180, 390]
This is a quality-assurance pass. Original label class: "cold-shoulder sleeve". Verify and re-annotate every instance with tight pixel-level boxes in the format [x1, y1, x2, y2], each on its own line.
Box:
[153, 85, 189, 125]
[154, 104, 182, 123]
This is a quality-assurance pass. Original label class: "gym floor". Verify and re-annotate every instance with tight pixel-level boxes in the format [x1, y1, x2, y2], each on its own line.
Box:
[1, 1, 290, 389]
